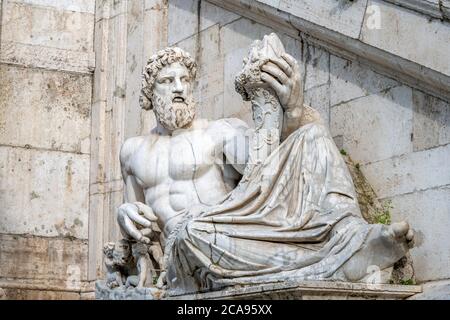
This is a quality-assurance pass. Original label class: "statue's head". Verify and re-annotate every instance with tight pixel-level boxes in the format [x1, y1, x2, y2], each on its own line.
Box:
[141, 47, 197, 131]
[112, 239, 131, 267]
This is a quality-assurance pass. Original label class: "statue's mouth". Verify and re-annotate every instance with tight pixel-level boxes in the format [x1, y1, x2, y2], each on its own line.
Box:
[173, 97, 185, 103]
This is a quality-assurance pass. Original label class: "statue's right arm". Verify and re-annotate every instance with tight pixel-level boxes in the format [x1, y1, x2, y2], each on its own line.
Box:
[117, 137, 158, 244]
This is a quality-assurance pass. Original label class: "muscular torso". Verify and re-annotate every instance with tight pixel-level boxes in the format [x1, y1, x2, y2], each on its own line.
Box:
[122, 119, 248, 236]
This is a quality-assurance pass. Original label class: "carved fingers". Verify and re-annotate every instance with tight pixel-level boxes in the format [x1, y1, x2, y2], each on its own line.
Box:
[117, 202, 159, 244]
[260, 52, 302, 110]
[134, 202, 158, 222]
[261, 61, 290, 84]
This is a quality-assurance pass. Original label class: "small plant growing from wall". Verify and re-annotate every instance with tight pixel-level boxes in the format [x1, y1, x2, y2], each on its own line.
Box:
[374, 200, 393, 225]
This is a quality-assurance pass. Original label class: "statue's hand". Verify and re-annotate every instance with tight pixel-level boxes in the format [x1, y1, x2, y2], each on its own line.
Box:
[117, 202, 158, 244]
[260, 53, 302, 112]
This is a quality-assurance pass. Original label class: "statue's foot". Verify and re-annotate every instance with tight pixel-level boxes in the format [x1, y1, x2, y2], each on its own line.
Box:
[342, 221, 414, 282]
[390, 221, 414, 247]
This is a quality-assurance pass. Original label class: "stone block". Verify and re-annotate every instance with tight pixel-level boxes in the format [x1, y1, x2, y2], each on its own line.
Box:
[175, 25, 224, 121]
[361, 144, 450, 198]
[95, 0, 127, 22]
[0, 146, 90, 239]
[360, 0, 450, 77]
[330, 86, 413, 165]
[0, 65, 92, 154]
[2, 288, 81, 300]
[256, 0, 280, 7]
[168, 0, 200, 45]
[412, 90, 450, 152]
[0, 41, 95, 74]
[0, 234, 88, 282]
[409, 280, 450, 300]
[8, 0, 95, 13]
[167, 0, 239, 45]
[303, 44, 329, 91]
[2, 2, 94, 53]
[199, 1, 240, 32]
[279, 0, 368, 38]
[304, 84, 330, 126]
[385, 187, 450, 282]
[330, 55, 399, 106]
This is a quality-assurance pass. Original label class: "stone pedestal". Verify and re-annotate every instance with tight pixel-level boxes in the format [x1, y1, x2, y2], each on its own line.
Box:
[96, 280, 421, 300]
[95, 281, 163, 300]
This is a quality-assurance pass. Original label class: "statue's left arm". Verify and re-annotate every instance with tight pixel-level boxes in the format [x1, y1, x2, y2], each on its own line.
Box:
[209, 118, 250, 178]
[260, 53, 304, 140]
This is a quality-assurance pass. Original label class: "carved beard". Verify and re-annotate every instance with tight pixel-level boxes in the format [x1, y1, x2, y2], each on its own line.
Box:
[152, 93, 196, 131]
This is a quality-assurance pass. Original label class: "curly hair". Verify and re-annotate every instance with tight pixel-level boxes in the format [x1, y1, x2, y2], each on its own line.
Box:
[140, 47, 197, 110]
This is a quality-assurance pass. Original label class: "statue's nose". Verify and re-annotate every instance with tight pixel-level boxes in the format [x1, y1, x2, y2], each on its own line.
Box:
[172, 78, 184, 94]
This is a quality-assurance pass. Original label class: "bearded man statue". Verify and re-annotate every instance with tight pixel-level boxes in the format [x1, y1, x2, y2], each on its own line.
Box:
[113, 34, 414, 295]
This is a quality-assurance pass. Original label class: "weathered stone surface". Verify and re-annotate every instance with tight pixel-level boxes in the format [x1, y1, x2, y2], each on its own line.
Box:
[3, 288, 82, 300]
[383, 0, 447, 20]
[330, 86, 413, 165]
[175, 24, 225, 121]
[199, 1, 240, 33]
[303, 44, 329, 91]
[330, 55, 399, 106]
[168, 280, 421, 300]
[8, 0, 95, 14]
[256, 0, 280, 8]
[412, 90, 450, 152]
[304, 84, 329, 126]
[0, 234, 88, 283]
[0, 42, 95, 74]
[361, 0, 450, 77]
[95, 281, 162, 300]
[409, 280, 450, 300]
[0, 146, 90, 239]
[2, 2, 94, 53]
[279, 0, 368, 38]
[361, 144, 450, 199]
[168, 0, 239, 45]
[0, 65, 92, 154]
[384, 187, 450, 282]
[0, 278, 94, 299]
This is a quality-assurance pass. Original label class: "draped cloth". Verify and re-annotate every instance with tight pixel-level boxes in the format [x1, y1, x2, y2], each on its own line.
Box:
[164, 122, 374, 294]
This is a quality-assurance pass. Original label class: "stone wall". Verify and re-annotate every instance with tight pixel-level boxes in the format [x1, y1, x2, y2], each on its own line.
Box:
[0, 0, 95, 299]
[164, 0, 450, 285]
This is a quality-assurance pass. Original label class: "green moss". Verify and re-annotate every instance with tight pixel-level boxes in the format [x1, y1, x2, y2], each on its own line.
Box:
[374, 200, 393, 225]
[340, 149, 347, 156]
[399, 278, 415, 285]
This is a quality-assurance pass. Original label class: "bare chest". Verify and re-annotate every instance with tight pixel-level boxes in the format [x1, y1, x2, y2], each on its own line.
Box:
[131, 131, 218, 189]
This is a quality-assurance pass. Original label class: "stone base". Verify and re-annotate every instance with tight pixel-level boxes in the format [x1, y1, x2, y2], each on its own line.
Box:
[96, 280, 422, 300]
[95, 281, 164, 300]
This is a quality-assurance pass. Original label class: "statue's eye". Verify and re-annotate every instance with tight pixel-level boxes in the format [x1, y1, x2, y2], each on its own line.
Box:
[181, 76, 189, 83]
[164, 78, 172, 84]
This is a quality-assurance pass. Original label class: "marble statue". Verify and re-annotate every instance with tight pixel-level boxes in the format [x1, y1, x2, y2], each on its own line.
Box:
[103, 239, 155, 289]
[103, 33, 414, 296]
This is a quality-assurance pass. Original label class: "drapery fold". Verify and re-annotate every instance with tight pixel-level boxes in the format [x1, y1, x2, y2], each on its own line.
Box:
[165, 123, 372, 293]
